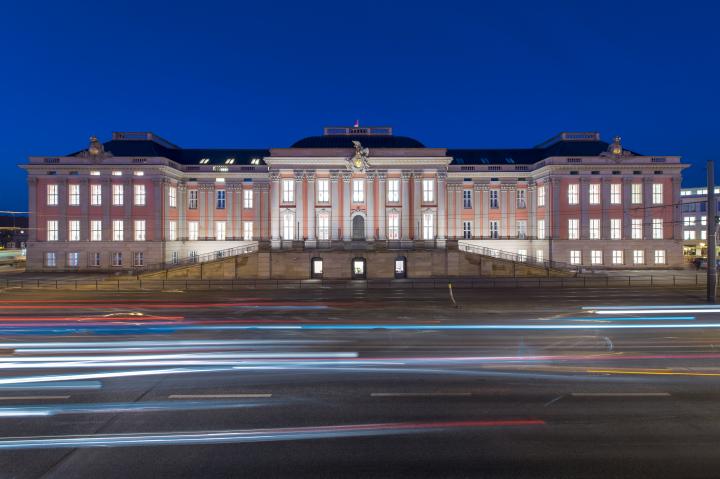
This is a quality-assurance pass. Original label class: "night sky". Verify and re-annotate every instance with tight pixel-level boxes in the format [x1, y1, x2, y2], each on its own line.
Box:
[1, 1, 718, 212]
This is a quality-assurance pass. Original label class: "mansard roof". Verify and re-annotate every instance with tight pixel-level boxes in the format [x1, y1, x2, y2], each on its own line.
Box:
[291, 135, 425, 148]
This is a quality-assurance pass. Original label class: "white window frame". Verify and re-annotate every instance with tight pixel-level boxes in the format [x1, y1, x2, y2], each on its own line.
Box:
[216, 189, 226, 209]
[135, 220, 146, 241]
[517, 189, 526, 209]
[463, 190, 472, 209]
[282, 179, 294, 203]
[387, 179, 400, 203]
[47, 220, 58, 241]
[684, 216, 696, 227]
[243, 189, 253, 208]
[281, 212, 294, 240]
[463, 221, 472, 239]
[317, 179, 329, 203]
[91, 220, 102, 241]
[134, 184, 146, 206]
[112, 184, 124, 206]
[567, 184, 579, 205]
[538, 185, 545, 207]
[318, 213, 330, 240]
[91, 184, 102, 206]
[169, 186, 177, 208]
[568, 219, 579, 240]
[489, 220, 499, 239]
[47, 184, 58, 206]
[68, 184, 80, 206]
[168, 220, 177, 241]
[422, 178, 434, 203]
[387, 212, 400, 240]
[684, 230, 696, 240]
[610, 184, 621, 205]
[489, 190, 499, 209]
[188, 221, 199, 241]
[631, 218, 643, 240]
[633, 249, 645, 265]
[188, 189, 198, 209]
[570, 250, 581, 265]
[517, 220, 527, 239]
[215, 221, 226, 241]
[632, 183, 643, 204]
[133, 251, 144, 267]
[352, 179, 365, 203]
[612, 250, 624, 265]
[112, 252, 123, 267]
[610, 219, 622, 240]
[537, 219, 545, 240]
[654, 250, 666, 265]
[591, 250, 603, 265]
[422, 212, 434, 240]
[68, 220, 80, 241]
[243, 221, 253, 241]
[652, 183, 663, 204]
[45, 252, 56, 267]
[67, 252, 79, 268]
[112, 220, 124, 241]
[90, 252, 101, 267]
[589, 218, 600, 240]
[589, 184, 600, 205]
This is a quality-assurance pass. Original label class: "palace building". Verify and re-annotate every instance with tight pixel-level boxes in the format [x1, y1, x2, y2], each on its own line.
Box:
[21, 126, 686, 278]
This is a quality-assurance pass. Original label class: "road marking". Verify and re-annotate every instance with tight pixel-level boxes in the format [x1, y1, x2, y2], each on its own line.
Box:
[0, 395, 70, 400]
[588, 369, 720, 377]
[370, 392, 472, 397]
[570, 392, 671, 397]
[544, 395, 564, 407]
[168, 394, 272, 399]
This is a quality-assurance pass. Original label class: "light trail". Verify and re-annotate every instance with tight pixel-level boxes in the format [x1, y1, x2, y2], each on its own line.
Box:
[0, 420, 545, 449]
[0, 367, 234, 386]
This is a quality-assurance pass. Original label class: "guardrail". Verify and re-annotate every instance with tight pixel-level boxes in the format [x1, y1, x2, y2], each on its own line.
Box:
[458, 241, 584, 274]
[131, 243, 258, 277]
[0, 275, 706, 291]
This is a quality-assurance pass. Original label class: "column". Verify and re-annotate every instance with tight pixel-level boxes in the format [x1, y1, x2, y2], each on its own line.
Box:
[481, 184, 489, 238]
[207, 185, 215, 240]
[551, 178, 561, 240]
[305, 171, 316, 246]
[27, 177, 38, 242]
[330, 171, 340, 240]
[259, 183, 269, 240]
[401, 171, 410, 241]
[508, 184, 517, 238]
[198, 183, 206, 239]
[643, 176, 653, 240]
[342, 172, 351, 241]
[103, 179, 112, 241]
[623, 177, 633, 240]
[601, 177, 611, 239]
[528, 182, 537, 239]
[671, 175, 682, 240]
[270, 172, 280, 248]
[58, 179, 67, 241]
[580, 177, 589, 239]
[178, 183, 187, 240]
[162, 179, 169, 242]
[455, 184, 462, 239]
[437, 172, 447, 246]
[413, 171, 422, 240]
[80, 178, 89, 241]
[366, 172, 375, 241]
[124, 177, 132, 240]
[226, 187, 233, 240]
[473, 182, 481, 239]
[377, 172, 387, 240]
[294, 171, 304, 241]
[500, 185, 508, 238]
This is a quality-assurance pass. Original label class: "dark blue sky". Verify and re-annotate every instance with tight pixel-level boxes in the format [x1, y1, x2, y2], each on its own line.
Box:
[2, 1, 718, 211]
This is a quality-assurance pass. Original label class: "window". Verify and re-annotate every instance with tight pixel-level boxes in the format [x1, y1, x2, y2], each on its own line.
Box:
[490, 220, 499, 239]
[463, 221, 472, 239]
[90, 252, 101, 267]
[317, 179, 329, 203]
[517, 189, 526, 208]
[244, 189, 254, 208]
[702, 216, 708, 226]
[188, 189, 198, 209]
[68, 220, 80, 241]
[610, 219, 622, 240]
[169, 186, 177, 207]
[654, 250, 666, 265]
[422, 213, 434, 240]
[684, 230, 696, 240]
[134, 184, 146, 206]
[387, 179, 400, 202]
[112, 184, 123, 206]
[47, 184, 58, 205]
[282, 179, 294, 203]
[631, 218, 643, 240]
[388, 212, 400, 240]
[216, 190, 226, 209]
[91, 220, 102, 241]
[67, 252, 79, 268]
[633, 249, 645, 265]
[568, 184, 579, 205]
[90, 170, 100, 176]
[537, 219, 545, 240]
[490, 190, 499, 209]
[318, 214, 330, 240]
[652, 219, 663, 239]
[189, 251, 198, 262]
[536, 250, 544, 262]
[133, 252, 144, 267]
[134, 220, 146, 241]
[610, 184, 621, 204]
[537, 185, 545, 207]
[570, 250, 581, 265]
[311, 257, 323, 279]
[652, 183, 663, 204]
[517, 249, 527, 261]
[112, 171, 122, 176]
[612, 250, 624, 265]
[422, 178, 434, 202]
[216, 221, 226, 241]
[112, 220, 124, 241]
[112, 252, 123, 267]
[352, 179, 365, 203]
[188, 221, 200, 241]
[568, 219, 579, 240]
[517, 220, 527, 239]
[589, 184, 600, 205]
[69, 184, 80, 205]
[463, 190, 472, 208]
[702, 230, 707, 240]
[281, 212, 294, 239]
[45, 252, 56, 267]
[632, 183, 643, 204]
[47, 220, 58, 241]
[91, 184, 102, 205]
[684, 216, 696, 227]
[243, 221, 253, 241]
[591, 250, 603, 265]
[134, 171, 144, 176]
[172, 252, 179, 265]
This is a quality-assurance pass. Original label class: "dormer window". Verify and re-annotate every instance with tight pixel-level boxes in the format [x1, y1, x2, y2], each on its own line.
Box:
[505, 157, 515, 164]
[199, 158, 210, 164]
[225, 158, 235, 165]
[480, 158, 489, 164]
[250, 158, 261, 165]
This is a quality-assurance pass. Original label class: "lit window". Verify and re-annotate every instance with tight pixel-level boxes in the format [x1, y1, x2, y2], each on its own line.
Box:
[654, 250, 666, 265]
[652, 219, 663, 239]
[91, 220, 102, 241]
[68, 220, 80, 241]
[631, 218, 643, 240]
[591, 250, 603, 265]
[318, 213, 330, 240]
[134, 184, 146, 206]
[536, 250, 544, 262]
[188, 221, 199, 241]
[489, 220, 499, 239]
[538, 185, 545, 207]
[199, 158, 210, 164]
[216, 177, 225, 183]
[250, 158, 261, 165]
[684, 216, 696, 227]
[134, 171, 144, 176]
[387, 213, 400, 240]
[517, 220, 527, 239]
[225, 158, 235, 165]
[353, 179, 365, 203]
[570, 250, 581, 265]
[281, 212, 294, 240]
[91, 184, 102, 205]
[45, 252, 56, 267]
[633, 249, 645, 265]
[684, 230, 696, 240]
[516, 189, 526, 208]
[133, 252, 144, 267]
[168, 221, 177, 241]
[243, 221, 253, 241]
[517, 249, 527, 261]
[702, 230, 707, 240]
[463, 190, 472, 208]
[68, 252, 79, 268]
[216, 189, 226, 209]
[422, 178, 434, 203]
[652, 183, 663, 204]
[568, 219, 579, 240]
[135, 220, 146, 241]
[537, 219, 545, 240]
[589, 219, 600, 240]
[463, 221, 472, 239]
[188, 190, 198, 209]
[632, 183, 642, 204]
[702, 216, 707, 226]
[112, 220, 124, 241]
[317, 179, 329, 203]
[90, 171, 100, 176]
[169, 186, 177, 207]
[112, 184, 123, 206]
[282, 179, 294, 203]
[47, 184, 58, 205]
[112, 171, 122, 176]
[568, 184, 579, 205]
[490, 190, 499, 209]
[612, 250, 624, 265]
[112, 252, 123, 267]
[68, 184, 80, 206]
[589, 184, 600, 205]
[387, 179, 400, 203]
[610, 184, 621, 204]
[47, 220, 58, 241]
[216, 221, 226, 241]
[610, 219, 622, 239]
[422, 212, 434, 240]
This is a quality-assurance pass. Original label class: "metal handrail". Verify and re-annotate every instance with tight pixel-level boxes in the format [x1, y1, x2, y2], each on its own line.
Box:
[458, 241, 582, 273]
[131, 242, 258, 277]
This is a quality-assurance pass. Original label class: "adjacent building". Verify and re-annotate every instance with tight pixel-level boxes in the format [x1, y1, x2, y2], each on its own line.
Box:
[20, 126, 686, 275]
[680, 186, 718, 259]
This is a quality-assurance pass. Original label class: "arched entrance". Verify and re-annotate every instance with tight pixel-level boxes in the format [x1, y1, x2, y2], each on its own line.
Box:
[352, 215, 365, 240]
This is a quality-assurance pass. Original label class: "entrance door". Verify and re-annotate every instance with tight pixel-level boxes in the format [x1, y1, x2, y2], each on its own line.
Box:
[394, 256, 407, 279]
[351, 257, 366, 279]
[352, 215, 365, 240]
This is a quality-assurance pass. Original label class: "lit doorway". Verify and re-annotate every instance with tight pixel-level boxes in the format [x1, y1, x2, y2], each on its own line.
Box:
[351, 257, 366, 279]
[394, 256, 407, 279]
[311, 257, 323, 279]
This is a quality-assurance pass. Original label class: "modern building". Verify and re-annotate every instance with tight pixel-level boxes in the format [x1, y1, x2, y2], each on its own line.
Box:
[680, 186, 719, 259]
[20, 126, 686, 276]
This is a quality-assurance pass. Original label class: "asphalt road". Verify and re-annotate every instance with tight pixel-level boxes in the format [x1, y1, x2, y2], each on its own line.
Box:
[0, 287, 719, 478]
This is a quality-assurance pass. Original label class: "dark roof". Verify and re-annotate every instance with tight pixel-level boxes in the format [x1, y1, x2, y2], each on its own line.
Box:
[291, 135, 425, 148]
[70, 140, 269, 166]
[449, 140, 640, 165]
